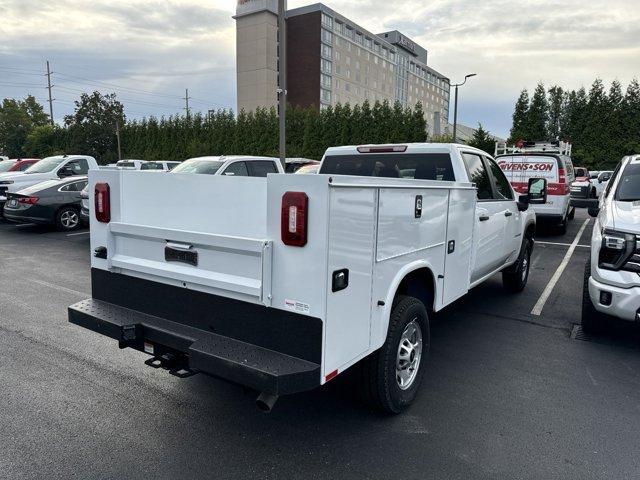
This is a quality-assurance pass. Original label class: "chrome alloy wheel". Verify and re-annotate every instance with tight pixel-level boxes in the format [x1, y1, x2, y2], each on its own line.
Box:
[61, 210, 79, 229]
[396, 319, 423, 390]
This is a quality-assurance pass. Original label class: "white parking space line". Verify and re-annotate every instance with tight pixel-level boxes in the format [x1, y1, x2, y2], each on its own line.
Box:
[537, 241, 591, 248]
[28, 278, 89, 297]
[531, 219, 591, 316]
[66, 231, 90, 236]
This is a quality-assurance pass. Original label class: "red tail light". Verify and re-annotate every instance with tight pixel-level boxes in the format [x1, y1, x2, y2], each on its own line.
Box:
[281, 192, 308, 247]
[95, 183, 111, 223]
[17, 196, 38, 205]
[558, 168, 569, 194]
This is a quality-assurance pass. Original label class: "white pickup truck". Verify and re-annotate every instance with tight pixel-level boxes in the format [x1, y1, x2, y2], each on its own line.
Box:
[68, 144, 543, 413]
[0, 155, 98, 210]
[581, 155, 640, 333]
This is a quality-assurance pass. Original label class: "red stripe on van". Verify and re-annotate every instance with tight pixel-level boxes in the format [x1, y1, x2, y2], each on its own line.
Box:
[511, 182, 569, 195]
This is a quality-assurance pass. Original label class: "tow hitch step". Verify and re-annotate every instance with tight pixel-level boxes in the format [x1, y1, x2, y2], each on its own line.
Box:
[144, 353, 198, 378]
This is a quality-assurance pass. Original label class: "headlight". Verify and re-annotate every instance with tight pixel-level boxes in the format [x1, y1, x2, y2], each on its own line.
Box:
[0, 180, 14, 185]
[599, 229, 636, 270]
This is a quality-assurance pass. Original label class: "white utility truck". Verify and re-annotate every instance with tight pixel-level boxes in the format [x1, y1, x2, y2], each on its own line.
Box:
[69, 144, 543, 413]
[581, 155, 640, 333]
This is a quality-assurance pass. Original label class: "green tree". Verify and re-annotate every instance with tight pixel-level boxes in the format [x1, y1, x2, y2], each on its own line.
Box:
[64, 91, 125, 164]
[547, 86, 564, 139]
[509, 89, 529, 142]
[467, 123, 495, 154]
[0, 95, 49, 157]
[526, 83, 549, 140]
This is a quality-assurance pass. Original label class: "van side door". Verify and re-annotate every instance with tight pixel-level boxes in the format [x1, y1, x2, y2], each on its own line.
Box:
[462, 152, 509, 283]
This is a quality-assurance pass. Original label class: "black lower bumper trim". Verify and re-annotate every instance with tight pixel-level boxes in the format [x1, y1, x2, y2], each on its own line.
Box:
[69, 298, 321, 395]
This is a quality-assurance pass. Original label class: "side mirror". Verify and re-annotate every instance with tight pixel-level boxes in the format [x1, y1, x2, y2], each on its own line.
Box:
[586, 199, 600, 218]
[517, 195, 529, 212]
[527, 177, 547, 205]
[58, 168, 74, 178]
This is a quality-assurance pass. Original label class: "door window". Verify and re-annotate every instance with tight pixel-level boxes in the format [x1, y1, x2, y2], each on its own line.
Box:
[66, 159, 89, 175]
[487, 158, 514, 200]
[248, 161, 279, 177]
[222, 161, 248, 176]
[462, 153, 493, 200]
[60, 180, 88, 192]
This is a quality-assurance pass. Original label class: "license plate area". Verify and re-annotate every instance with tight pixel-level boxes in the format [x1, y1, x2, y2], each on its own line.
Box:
[165, 244, 198, 266]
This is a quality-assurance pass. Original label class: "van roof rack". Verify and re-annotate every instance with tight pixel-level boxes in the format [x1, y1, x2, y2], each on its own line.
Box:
[495, 140, 572, 157]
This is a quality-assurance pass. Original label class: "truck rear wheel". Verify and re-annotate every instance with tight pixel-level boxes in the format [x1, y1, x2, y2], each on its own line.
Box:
[361, 295, 429, 414]
[581, 259, 606, 334]
[502, 238, 532, 293]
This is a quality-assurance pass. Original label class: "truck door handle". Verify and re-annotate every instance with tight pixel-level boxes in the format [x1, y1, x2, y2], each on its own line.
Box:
[479, 215, 490, 222]
[504, 211, 513, 217]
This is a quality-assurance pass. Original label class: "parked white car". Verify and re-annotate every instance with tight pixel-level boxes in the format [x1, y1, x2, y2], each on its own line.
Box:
[170, 156, 285, 176]
[0, 155, 98, 210]
[140, 161, 180, 171]
[0, 156, 9, 162]
[591, 170, 613, 198]
[582, 155, 640, 333]
[116, 159, 147, 170]
[69, 143, 542, 413]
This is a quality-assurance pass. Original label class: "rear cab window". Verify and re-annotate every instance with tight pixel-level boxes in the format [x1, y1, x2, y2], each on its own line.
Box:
[248, 161, 279, 177]
[319, 153, 455, 181]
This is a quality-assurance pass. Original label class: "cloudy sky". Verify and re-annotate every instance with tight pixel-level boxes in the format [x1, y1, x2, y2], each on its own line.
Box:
[0, 0, 638, 137]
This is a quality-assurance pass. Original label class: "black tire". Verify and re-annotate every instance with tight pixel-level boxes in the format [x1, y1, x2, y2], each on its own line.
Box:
[502, 238, 532, 293]
[55, 206, 81, 231]
[360, 295, 430, 414]
[568, 206, 575, 221]
[557, 219, 568, 235]
[581, 259, 606, 334]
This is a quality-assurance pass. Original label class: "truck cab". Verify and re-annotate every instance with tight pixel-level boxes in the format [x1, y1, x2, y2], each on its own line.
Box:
[68, 143, 541, 413]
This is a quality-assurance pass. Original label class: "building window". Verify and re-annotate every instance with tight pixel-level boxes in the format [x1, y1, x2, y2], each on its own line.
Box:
[321, 58, 332, 74]
[321, 73, 332, 88]
[345, 83, 351, 92]
[321, 44, 332, 59]
[374, 56, 378, 65]
[334, 21, 343, 34]
[321, 28, 333, 45]
[355, 72, 361, 82]
[345, 26, 354, 40]
[335, 78, 340, 89]
[321, 89, 331, 103]
[346, 55, 351, 65]
[355, 32, 363, 45]
[334, 50, 341, 61]
[346, 68, 351, 79]
[321, 12, 333, 29]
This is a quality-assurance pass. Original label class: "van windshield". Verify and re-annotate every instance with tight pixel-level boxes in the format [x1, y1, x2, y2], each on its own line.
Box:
[496, 155, 558, 183]
[319, 153, 455, 180]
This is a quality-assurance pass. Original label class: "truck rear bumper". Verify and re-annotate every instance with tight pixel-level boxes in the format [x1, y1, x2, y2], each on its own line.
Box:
[68, 269, 323, 395]
[69, 298, 321, 395]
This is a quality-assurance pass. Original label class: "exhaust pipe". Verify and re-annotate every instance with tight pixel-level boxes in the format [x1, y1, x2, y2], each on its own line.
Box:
[256, 392, 279, 413]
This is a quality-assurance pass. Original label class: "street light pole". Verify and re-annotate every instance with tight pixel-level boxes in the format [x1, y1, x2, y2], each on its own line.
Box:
[277, 0, 287, 170]
[451, 73, 476, 143]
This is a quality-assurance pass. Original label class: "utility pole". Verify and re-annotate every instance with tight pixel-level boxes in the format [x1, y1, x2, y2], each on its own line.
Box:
[277, 0, 287, 170]
[183, 88, 191, 117]
[451, 73, 476, 143]
[45, 60, 54, 125]
[115, 120, 122, 160]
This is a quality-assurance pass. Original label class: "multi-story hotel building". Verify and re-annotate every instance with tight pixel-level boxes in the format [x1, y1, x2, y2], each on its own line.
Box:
[235, 1, 450, 136]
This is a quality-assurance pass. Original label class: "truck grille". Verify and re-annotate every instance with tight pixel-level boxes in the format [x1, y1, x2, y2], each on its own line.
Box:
[621, 237, 640, 274]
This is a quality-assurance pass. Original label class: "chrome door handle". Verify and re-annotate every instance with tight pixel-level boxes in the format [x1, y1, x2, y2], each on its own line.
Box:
[504, 211, 513, 217]
[479, 215, 490, 222]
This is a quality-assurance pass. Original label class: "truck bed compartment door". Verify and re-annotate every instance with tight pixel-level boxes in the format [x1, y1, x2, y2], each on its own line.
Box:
[324, 187, 376, 377]
[442, 189, 476, 305]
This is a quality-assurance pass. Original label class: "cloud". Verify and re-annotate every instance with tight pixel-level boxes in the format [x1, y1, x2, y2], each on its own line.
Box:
[0, 0, 638, 137]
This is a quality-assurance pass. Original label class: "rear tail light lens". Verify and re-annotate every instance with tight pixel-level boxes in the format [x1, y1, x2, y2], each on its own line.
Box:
[281, 192, 308, 247]
[558, 168, 569, 194]
[17, 196, 38, 205]
[95, 183, 111, 223]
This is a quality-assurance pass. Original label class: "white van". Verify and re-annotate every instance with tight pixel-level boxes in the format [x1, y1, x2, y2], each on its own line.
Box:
[496, 152, 576, 233]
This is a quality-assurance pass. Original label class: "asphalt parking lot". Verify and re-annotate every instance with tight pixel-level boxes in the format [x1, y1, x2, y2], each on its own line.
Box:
[1, 209, 640, 480]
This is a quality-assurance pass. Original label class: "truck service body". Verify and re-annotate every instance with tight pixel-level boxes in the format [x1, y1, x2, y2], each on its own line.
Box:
[69, 143, 539, 412]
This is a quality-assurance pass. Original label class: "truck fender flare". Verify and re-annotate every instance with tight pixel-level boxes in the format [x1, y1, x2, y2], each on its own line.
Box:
[375, 260, 437, 350]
